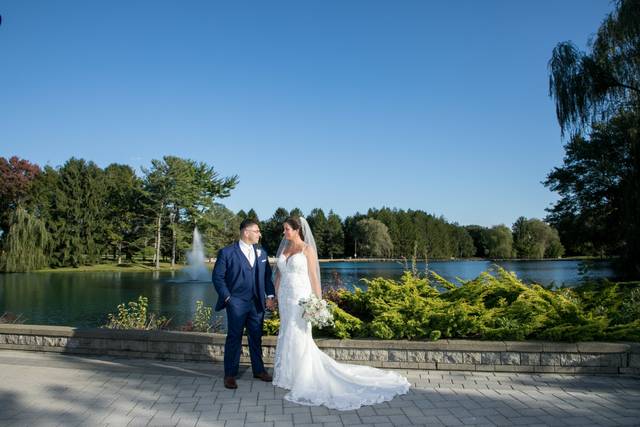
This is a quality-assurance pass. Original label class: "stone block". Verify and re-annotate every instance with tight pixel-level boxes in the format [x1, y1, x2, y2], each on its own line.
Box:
[205, 344, 222, 357]
[577, 342, 629, 353]
[445, 363, 476, 371]
[580, 353, 604, 367]
[417, 362, 437, 370]
[45, 337, 67, 347]
[520, 352, 540, 366]
[121, 340, 147, 352]
[504, 342, 543, 352]
[481, 352, 500, 365]
[370, 349, 388, 361]
[541, 353, 561, 366]
[500, 352, 520, 365]
[533, 365, 555, 373]
[443, 351, 463, 364]
[149, 340, 170, 353]
[389, 350, 407, 362]
[335, 348, 370, 361]
[426, 351, 444, 363]
[560, 353, 581, 367]
[492, 365, 530, 373]
[463, 352, 481, 364]
[174, 342, 194, 354]
[66, 338, 80, 349]
[381, 361, 402, 368]
[407, 350, 426, 362]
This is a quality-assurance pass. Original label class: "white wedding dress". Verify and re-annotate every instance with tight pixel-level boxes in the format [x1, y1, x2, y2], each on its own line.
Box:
[272, 251, 410, 410]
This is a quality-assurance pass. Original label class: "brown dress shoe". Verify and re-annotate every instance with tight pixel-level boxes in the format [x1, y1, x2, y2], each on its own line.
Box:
[253, 371, 273, 382]
[224, 376, 237, 389]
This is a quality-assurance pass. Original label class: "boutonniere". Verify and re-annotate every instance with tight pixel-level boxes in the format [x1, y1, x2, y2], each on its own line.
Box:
[256, 249, 262, 258]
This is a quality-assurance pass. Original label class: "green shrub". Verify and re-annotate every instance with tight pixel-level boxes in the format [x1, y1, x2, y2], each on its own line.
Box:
[263, 310, 280, 335]
[103, 296, 169, 330]
[325, 267, 640, 342]
[193, 300, 213, 332]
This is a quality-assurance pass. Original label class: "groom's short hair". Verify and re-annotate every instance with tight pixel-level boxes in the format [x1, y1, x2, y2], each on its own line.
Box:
[239, 218, 259, 231]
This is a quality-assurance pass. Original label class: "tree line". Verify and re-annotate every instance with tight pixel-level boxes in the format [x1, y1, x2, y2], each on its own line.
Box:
[0, 155, 566, 272]
[244, 206, 563, 260]
[0, 156, 238, 272]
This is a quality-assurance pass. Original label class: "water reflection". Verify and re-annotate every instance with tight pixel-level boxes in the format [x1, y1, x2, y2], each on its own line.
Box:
[0, 260, 615, 328]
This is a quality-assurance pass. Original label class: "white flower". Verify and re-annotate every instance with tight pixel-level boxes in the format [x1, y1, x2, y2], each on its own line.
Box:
[256, 249, 262, 258]
[298, 295, 335, 329]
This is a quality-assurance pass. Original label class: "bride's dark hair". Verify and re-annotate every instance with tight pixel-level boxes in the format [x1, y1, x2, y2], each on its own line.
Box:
[284, 216, 305, 241]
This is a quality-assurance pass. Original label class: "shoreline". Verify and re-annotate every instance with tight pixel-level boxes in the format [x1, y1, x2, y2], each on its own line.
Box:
[10, 256, 615, 274]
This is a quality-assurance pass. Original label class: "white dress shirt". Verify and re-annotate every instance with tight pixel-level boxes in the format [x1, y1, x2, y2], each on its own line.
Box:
[239, 240, 255, 267]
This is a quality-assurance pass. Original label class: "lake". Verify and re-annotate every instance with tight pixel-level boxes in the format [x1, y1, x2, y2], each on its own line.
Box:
[0, 259, 615, 328]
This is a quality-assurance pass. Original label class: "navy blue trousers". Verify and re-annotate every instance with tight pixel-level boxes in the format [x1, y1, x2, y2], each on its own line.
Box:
[224, 296, 265, 377]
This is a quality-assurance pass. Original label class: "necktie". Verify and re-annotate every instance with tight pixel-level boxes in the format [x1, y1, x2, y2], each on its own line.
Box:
[247, 247, 254, 267]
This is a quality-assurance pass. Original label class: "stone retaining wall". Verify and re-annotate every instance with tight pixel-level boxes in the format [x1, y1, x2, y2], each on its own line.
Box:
[1, 324, 638, 375]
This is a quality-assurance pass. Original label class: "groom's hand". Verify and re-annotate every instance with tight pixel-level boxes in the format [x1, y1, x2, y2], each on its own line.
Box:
[266, 297, 276, 311]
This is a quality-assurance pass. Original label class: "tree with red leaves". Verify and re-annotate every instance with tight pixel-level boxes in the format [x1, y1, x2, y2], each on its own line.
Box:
[0, 156, 41, 234]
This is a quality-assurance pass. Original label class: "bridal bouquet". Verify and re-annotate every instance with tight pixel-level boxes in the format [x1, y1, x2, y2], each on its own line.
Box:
[298, 294, 334, 328]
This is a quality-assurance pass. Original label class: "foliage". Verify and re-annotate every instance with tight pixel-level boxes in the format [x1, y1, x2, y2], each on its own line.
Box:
[143, 156, 238, 269]
[324, 211, 344, 259]
[548, 0, 640, 275]
[512, 217, 564, 259]
[353, 218, 393, 258]
[482, 225, 514, 259]
[263, 309, 281, 335]
[192, 300, 213, 332]
[0, 207, 50, 272]
[0, 156, 41, 235]
[103, 296, 170, 330]
[46, 158, 107, 267]
[261, 207, 290, 255]
[306, 268, 640, 342]
[103, 164, 147, 264]
[307, 208, 328, 256]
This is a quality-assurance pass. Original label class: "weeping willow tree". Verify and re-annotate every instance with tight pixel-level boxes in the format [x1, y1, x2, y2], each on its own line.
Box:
[547, 0, 640, 276]
[1, 207, 50, 272]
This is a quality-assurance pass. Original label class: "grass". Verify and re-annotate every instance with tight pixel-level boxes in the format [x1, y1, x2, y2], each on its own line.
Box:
[34, 261, 206, 273]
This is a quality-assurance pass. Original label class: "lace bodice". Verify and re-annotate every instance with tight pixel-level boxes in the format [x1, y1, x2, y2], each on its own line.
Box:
[276, 252, 312, 304]
[276, 251, 308, 276]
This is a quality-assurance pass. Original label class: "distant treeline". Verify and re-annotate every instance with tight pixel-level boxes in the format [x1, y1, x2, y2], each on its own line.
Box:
[244, 207, 564, 261]
[0, 155, 564, 272]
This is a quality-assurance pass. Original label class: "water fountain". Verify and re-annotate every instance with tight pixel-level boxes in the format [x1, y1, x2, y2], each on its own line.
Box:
[182, 227, 210, 281]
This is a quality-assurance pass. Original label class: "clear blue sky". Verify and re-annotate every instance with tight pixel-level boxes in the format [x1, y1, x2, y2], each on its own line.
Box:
[1, 1, 611, 227]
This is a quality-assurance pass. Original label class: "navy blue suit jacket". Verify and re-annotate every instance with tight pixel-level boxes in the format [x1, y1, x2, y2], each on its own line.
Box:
[212, 242, 275, 312]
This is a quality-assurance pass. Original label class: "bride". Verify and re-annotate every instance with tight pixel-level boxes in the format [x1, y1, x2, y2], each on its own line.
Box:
[272, 216, 410, 410]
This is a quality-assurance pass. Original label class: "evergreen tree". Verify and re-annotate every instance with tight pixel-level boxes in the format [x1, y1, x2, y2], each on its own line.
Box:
[325, 210, 344, 259]
[104, 164, 146, 264]
[262, 207, 289, 254]
[49, 158, 106, 266]
[306, 208, 328, 257]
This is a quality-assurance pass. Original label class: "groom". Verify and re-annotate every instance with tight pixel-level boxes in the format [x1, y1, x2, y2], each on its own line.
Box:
[212, 219, 275, 389]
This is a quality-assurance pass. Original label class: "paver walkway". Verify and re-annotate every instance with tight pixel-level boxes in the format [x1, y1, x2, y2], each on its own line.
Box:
[0, 350, 639, 426]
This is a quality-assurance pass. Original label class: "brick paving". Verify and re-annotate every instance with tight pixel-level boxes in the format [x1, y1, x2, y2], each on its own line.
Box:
[0, 350, 639, 426]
